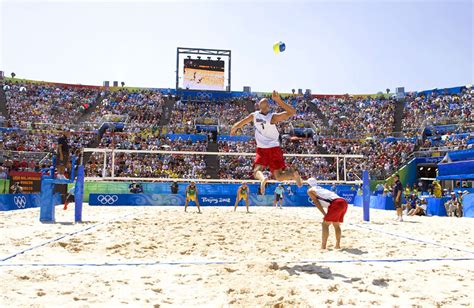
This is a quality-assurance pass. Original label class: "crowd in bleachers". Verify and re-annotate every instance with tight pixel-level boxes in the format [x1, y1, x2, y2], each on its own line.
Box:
[216, 136, 414, 180]
[90, 89, 164, 130]
[3, 81, 99, 128]
[0, 129, 96, 173]
[2, 78, 472, 184]
[313, 96, 395, 138]
[168, 99, 252, 135]
[85, 132, 208, 179]
[320, 138, 415, 180]
[402, 89, 473, 131]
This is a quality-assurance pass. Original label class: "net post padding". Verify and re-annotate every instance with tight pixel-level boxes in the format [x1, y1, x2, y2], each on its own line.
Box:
[362, 170, 370, 222]
[83, 148, 364, 184]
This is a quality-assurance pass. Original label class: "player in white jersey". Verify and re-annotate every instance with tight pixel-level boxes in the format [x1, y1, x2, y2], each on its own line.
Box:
[230, 91, 302, 194]
[306, 178, 349, 250]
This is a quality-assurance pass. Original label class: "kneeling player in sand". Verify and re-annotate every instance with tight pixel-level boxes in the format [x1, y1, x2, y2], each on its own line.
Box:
[185, 182, 201, 213]
[306, 178, 348, 249]
[234, 182, 250, 213]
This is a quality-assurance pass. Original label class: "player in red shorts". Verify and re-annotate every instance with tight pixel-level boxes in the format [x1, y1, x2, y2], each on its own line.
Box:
[230, 90, 302, 194]
[306, 178, 348, 249]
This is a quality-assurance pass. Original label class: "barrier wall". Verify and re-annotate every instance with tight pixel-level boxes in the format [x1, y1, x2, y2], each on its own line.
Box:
[425, 197, 449, 216]
[0, 193, 62, 211]
[462, 194, 474, 218]
[438, 160, 474, 180]
[89, 193, 316, 207]
[164, 134, 208, 142]
[78, 182, 357, 202]
[353, 195, 395, 210]
[217, 136, 252, 142]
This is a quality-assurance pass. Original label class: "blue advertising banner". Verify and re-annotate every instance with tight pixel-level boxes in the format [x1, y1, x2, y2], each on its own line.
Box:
[337, 190, 357, 204]
[0, 193, 62, 211]
[89, 193, 317, 207]
[353, 195, 395, 210]
[89, 193, 358, 207]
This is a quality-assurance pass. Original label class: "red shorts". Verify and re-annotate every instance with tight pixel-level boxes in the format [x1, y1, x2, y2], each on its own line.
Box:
[254, 146, 286, 173]
[324, 198, 348, 223]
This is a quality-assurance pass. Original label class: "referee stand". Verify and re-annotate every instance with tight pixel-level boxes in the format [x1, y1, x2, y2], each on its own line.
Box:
[39, 154, 85, 223]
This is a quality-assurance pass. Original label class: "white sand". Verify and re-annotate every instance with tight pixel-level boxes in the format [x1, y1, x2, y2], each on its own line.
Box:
[0, 205, 473, 307]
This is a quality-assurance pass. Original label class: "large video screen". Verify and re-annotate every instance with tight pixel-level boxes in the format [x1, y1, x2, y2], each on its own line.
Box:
[183, 59, 225, 91]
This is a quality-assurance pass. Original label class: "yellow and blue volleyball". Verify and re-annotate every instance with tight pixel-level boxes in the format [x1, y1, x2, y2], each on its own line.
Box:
[273, 41, 286, 53]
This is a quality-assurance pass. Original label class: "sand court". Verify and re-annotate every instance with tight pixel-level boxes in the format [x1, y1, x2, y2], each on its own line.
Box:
[1, 205, 473, 307]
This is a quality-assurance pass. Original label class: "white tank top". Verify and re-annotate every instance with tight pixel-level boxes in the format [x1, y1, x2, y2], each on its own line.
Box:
[307, 178, 341, 207]
[252, 111, 280, 148]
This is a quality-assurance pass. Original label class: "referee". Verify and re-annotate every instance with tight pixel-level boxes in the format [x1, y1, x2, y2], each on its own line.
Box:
[392, 174, 403, 222]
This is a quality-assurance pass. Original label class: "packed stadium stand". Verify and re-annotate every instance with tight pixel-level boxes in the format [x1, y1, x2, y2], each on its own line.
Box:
[0, 77, 473, 186]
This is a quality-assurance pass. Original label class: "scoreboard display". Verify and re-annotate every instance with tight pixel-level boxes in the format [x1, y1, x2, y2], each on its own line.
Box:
[183, 59, 225, 91]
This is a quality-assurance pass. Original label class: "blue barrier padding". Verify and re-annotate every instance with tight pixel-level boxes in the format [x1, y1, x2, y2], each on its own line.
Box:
[0, 194, 61, 211]
[438, 160, 474, 179]
[164, 134, 208, 142]
[337, 191, 357, 204]
[445, 148, 474, 162]
[425, 197, 449, 216]
[89, 193, 317, 207]
[217, 135, 252, 142]
[462, 194, 474, 218]
[354, 195, 395, 210]
[39, 180, 55, 222]
[141, 182, 355, 196]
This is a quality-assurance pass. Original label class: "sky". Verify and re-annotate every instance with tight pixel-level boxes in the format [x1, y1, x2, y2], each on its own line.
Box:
[0, 0, 473, 94]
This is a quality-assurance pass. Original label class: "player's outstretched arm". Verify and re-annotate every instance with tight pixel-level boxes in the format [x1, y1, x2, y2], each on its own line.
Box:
[271, 90, 296, 123]
[230, 114, 253, 135]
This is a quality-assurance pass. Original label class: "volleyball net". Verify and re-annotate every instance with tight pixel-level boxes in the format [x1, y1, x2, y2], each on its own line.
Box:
[82, 148, 365, 184]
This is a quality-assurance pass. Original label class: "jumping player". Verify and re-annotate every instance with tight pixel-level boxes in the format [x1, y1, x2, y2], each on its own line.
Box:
[230, 91, 302, 194]
[234, 182, 250, 213]
[185, 182, 201, 213]
[306, 178, 348, 249]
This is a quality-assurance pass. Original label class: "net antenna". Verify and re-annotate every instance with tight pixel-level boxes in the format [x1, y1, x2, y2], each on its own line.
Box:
[83, 148, 364, 184]
[176, 47, 231, 92]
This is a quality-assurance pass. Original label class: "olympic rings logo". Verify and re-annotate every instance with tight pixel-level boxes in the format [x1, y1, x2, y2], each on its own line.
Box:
[97, 195, 119, 205]
[13, 196, 27, 208]
[197, 92, 212, 100]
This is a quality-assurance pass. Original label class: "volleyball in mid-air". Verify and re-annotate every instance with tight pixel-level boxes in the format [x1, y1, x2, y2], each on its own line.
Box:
[273, 41, 286, 53]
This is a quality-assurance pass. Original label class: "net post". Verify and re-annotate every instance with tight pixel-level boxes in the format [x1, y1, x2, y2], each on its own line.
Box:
[74, 165, 85, 223]
[111, 150, 115, 178]
[336, 157, 340, 182]
[102, 151, 107, 178]
[343, 157, 347, 182]
[362, 170, 370, 222]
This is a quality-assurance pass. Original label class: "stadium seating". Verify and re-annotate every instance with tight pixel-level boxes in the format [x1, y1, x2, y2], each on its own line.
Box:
[1, 78, 472, 183]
